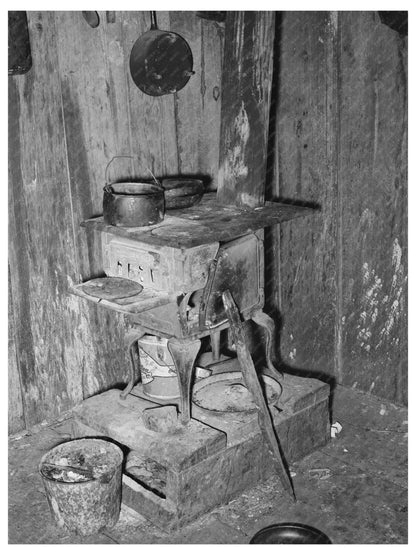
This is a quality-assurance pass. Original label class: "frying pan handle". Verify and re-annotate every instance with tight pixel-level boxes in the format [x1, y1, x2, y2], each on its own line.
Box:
[150, 11, 157, 30]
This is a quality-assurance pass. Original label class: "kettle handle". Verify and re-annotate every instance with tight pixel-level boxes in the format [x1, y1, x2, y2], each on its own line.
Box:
[105, 155, 139, 187]
[104, 156, 163, 190]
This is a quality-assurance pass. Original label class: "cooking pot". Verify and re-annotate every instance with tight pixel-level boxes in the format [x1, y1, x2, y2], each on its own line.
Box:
[103, 156, 164, 227]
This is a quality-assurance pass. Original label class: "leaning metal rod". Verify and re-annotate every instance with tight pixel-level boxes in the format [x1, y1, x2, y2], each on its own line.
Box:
[222, 290, 296, 501]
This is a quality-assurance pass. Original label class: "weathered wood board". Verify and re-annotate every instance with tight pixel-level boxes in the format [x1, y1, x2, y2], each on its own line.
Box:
[8, 267, 25, 433]
[199, 17, 224, 190]
[8, 12, 84, 423]
[217, 11, 275, 207]
[170, 12, 223, 190]
[275, 12, 339, 379]
[338, 12, 407, 403]
[120, 11, 179, 178]
[54, 11, 132, 399]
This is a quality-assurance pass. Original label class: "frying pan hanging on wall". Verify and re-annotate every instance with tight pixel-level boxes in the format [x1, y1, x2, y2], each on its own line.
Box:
[129, 11, 194, 96]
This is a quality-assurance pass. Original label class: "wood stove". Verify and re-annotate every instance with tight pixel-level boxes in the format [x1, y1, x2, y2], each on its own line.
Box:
[73, 193, 312, 417]
[71, 192, 331, 529]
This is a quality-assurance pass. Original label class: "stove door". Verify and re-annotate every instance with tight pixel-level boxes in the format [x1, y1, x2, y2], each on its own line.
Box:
[201, 233, 264, 328]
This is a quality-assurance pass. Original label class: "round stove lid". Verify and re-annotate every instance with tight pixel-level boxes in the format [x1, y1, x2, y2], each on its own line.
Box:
[81, 277, 143, 301]
[192, 371, 282, 413]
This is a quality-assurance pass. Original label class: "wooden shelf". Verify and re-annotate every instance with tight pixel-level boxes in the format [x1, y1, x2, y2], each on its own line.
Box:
[81, 193, 317, 249]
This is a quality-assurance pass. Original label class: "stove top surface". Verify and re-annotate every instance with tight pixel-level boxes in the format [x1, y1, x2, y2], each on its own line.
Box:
[82, 193, 316, 248]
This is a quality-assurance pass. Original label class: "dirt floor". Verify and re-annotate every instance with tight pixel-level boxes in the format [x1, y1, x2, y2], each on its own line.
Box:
[8, 385, 407, 544]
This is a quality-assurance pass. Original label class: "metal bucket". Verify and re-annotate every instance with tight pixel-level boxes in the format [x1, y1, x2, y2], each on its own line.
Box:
[39, 439, 123, 536]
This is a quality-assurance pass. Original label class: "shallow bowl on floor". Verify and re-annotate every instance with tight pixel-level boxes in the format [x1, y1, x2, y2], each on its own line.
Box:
[250, 522, 332, 544]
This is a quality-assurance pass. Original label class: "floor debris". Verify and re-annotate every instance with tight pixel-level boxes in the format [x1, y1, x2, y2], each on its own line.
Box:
[308, 468, 331, 480]
[330, 421, 343, 438]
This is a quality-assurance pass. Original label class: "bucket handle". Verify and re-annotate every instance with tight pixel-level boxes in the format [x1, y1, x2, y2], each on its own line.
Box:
[104, 155, 163, 191]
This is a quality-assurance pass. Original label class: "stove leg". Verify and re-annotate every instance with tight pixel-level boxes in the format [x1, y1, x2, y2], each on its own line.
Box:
[120, 329, 146, 400]
[167, 338, 201, 425]
[252, 309, 283, 381]
[211, 330, 221, 362]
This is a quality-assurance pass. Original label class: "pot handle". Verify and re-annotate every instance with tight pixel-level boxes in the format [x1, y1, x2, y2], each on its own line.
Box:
[105, 155, 138, 187]
[104, 155, 163, 190]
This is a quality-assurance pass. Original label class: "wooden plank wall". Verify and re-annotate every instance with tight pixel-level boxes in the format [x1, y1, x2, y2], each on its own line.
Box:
[8, 11, 407, 433]
[8, 11, 223, 432]
[273, 11, 407, 405]
[338, 12, 408, 404]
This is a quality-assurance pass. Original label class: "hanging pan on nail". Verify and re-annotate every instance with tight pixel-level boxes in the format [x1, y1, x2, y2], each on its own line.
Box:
[129, 11, 194, 96]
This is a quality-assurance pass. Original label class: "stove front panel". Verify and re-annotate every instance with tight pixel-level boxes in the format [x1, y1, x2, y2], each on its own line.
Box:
[103, 234, 219, 294]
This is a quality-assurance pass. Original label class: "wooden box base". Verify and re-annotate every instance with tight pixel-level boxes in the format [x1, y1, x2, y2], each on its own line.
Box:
[73, 373, 330, 531]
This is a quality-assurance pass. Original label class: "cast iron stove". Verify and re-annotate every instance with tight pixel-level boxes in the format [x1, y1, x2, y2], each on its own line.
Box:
[71, 192, 331, 529]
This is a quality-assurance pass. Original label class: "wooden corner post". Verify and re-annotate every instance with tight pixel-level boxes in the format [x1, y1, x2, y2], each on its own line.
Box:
[216, 11, 275, 208]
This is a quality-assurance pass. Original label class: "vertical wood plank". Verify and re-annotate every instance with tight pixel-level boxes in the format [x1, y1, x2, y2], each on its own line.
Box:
[199, 18, 223, 190]
[217, 11, 275, 207]
[8, 266, 25, 433]
[8, 12, 83, 424]
[170, 12, 202, 176]
[101, 11, 135, 164]
[170, 12, 223, 189]
[275, 12, 339, 378]
[121, 11, 179, 177]
[55, 10, 134, 397]
[264, 12, 283, 314]
[339, 12, 407, 403]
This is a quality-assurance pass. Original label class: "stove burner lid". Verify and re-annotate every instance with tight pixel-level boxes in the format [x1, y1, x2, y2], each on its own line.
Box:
[80, 277, 143, 301]
[192, 371, 282, 413]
